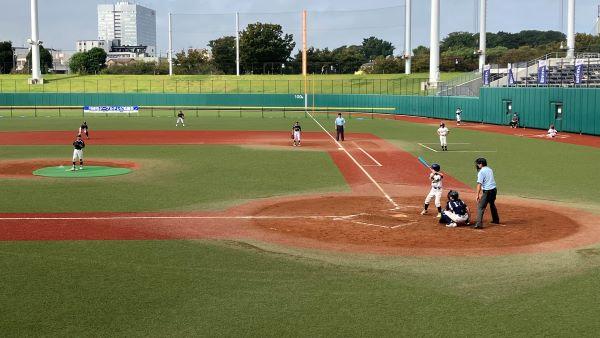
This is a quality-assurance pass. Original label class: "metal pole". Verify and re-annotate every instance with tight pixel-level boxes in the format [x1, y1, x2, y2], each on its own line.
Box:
[479, 0, 487, 72]
[302, 10, 308, 112]
[168, 13, 173, 76]
[236, 12, 240, 76]
[29, 0, 42, 83]
[404, 0, 412, 74]
[566, 0, 575, 59]
[429, 0, 440, 87]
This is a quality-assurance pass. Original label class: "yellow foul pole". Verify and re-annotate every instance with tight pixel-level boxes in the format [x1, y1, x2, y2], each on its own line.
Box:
[302, 10, 308, 111]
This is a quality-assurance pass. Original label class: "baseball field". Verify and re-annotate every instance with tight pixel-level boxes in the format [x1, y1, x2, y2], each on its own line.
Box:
[1, 113, 600, 336]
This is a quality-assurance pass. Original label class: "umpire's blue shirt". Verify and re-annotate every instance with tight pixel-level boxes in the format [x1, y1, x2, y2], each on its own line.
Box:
[477, 166, 496, 190]
[335, 117, 346, 126]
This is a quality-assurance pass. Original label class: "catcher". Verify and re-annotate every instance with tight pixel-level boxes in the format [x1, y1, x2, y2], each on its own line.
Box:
[439, 190, 470, 228]
[291, 121, 302, 147]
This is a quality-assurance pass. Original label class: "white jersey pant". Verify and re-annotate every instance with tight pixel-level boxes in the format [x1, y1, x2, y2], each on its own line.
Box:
[72, 149, 83, 161]
[443, 210, 469, 224]
[439, 135, 447, 146]
[424, 187, 442, 207]
[293, 131, 301, 142]
[176, 117, 185, 125]
[456, 115, 461, 122]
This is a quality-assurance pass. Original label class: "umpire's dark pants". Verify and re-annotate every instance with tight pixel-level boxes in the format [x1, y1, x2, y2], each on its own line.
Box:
[336, 125, 345, 141]
[475, 188, 499, 227]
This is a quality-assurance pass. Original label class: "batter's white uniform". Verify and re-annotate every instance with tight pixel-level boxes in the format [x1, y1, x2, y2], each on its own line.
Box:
[72, 149, 83, 162]
[547, 128, 558, 138]
[424, 172, 443, 207]
[438, 127, 449, 147]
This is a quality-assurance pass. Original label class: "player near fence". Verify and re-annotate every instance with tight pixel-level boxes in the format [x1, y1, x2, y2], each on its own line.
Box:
[437, 122, 449, 151]
[78, 121, 89, 139]
[420, 163, 444, 218]
[70, 135, 85, 171]
[291, 121, 302, 147]
[176, 110, 185, 127]
[547, 124, 558, 138]
[455, 107, 462, 126]
[439, 190, 470, 228]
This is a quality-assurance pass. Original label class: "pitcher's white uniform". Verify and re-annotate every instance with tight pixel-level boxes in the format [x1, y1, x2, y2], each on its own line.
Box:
[72, 140, 85, 162]
[438, 125, 449, 147]
[424, 172, 443, 208]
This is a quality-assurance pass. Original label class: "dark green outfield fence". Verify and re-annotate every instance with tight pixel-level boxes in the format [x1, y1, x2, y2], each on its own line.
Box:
[1, 87, 599, 135]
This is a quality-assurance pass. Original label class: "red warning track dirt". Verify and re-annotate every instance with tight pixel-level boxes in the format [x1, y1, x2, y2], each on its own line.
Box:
[0, 129, 598, 256]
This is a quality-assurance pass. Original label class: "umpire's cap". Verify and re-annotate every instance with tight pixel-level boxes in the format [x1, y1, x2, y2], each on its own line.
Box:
[431, 163, 441, 172]
[475, 158, 487, 166]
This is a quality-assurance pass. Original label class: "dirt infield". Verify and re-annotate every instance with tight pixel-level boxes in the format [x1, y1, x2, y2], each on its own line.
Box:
[0, 159, 138, 178]
[1, 129, 598, 256]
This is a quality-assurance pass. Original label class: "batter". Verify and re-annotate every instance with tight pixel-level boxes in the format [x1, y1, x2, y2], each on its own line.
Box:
[420, 163, 443, 218]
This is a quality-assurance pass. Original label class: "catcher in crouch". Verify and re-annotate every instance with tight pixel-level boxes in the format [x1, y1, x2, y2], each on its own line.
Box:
[439, 190, 470, 228]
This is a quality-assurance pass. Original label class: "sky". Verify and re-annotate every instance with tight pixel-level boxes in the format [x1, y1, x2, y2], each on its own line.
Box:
[1, 0, 599, 56]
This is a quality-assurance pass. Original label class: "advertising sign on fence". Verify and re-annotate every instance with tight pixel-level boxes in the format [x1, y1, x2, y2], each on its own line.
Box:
[574, 59, 584, 85]
[482, 65, 491, 85]
[83, 106, 139, 113]
[537, 60, 548, 85]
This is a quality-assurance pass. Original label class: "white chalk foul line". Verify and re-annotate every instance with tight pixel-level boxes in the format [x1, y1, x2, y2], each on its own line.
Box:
[305, 112, 399, 210]
[357, 147, 383, 167]
[418, 143, 438, 152]
[0, 215, 360, 221]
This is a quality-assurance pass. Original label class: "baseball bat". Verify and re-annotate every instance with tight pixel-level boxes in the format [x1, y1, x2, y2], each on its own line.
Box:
[417, 156, 430, 168]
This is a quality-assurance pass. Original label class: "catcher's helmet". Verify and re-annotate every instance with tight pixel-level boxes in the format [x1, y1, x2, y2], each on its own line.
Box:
[431, 163, 441, 172]
[447, 190, 459, 200]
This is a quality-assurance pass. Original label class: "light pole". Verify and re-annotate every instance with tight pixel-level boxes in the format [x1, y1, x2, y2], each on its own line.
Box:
[429, 0, 440, 87]
[28, 0, 43, 84]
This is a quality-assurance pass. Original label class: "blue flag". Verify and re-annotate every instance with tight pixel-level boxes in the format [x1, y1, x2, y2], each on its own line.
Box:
[538, 60, 548, 85]
[574, 59, 584, 84]
[483, 65, 491, 86]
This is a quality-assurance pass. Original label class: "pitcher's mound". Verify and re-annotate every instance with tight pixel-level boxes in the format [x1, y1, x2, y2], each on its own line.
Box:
[33, 165, 132, 178]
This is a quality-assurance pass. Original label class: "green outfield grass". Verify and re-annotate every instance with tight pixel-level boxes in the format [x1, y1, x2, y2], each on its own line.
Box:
[0, 73, 464, 94]
[1, 115, 600, 336]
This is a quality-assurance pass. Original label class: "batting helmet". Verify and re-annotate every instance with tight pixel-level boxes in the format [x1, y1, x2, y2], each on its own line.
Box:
[431, 163, 441, 172]
[447, 190, 459, 200]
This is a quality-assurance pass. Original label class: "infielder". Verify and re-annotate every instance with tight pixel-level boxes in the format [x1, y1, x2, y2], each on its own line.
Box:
[437, 122, 449, 151]
[547, 124, 558, 138]
[291, 121, 302, 147]
[439, 190, 470, 228]
[455, 107, 462, 126]
[71, 135, 85, 171]
[176, 110, 185, 127]
[420, 163, 443, 218]
[78, 121, 89, 139]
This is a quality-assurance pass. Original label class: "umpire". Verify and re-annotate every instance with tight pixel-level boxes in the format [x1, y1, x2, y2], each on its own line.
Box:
[474, 157, 500, 229]
[335, 113, 346, 141]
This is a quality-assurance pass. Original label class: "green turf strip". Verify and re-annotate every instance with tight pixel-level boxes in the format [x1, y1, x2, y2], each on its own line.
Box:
[33, 165, 132, 178]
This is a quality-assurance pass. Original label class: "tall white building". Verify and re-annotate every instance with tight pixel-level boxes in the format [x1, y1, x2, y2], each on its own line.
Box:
[97, 1, 156, 56]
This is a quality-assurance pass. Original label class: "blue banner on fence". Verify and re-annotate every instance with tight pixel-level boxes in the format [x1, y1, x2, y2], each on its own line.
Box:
[507, 64, 515, 86]
[83, 106, 139, 113]
[574, 59, 584, 84]
[538, 60, 548, 85]
[482, 65, 491, 85]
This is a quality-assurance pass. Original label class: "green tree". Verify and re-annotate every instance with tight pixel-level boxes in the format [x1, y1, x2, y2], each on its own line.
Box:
[361, 37, 394, 60]
[240, 22, 295, 73]
[365, 56, 403, 74]
[26, 45, 53, 73]
[0, 41, 13, 74]
[69, 52, 89, 74]
[174, 48, 215, 74]
[331, 45, 367, 74]
[87, 47, 107, 74]
[441, 32, 477, 52]
[208, 36, 236, 74]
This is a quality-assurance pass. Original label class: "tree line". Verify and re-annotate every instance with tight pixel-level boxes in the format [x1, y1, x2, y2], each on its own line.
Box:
[3, 28, 600, 75]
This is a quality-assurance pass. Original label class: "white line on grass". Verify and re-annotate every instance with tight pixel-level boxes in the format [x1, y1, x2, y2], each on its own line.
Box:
[0, 215, 360, 221]
[305, 112, 400, 210]
[420, 142, 471, 145]
[418, 143, 439, 152]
